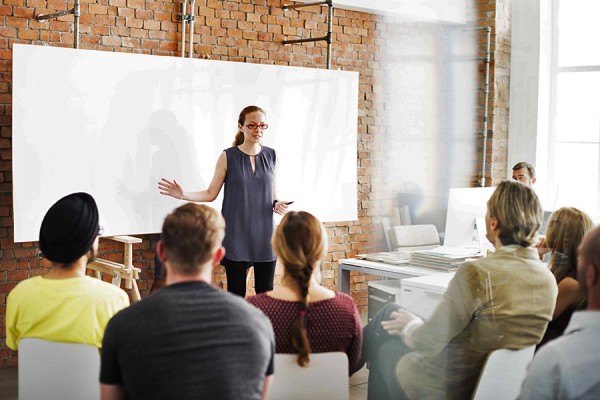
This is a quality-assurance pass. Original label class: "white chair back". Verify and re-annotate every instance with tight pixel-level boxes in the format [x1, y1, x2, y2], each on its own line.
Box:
[18, 338, 101, 400]
[472, 345, 536, 400]
[270, 352, 349, 400]
[381, 217, 394, 251]
[389, 224, 440, 251]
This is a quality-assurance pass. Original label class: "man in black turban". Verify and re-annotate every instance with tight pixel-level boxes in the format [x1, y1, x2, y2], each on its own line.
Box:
[39, 192, 101, 267]
[6, 192, 129, 351]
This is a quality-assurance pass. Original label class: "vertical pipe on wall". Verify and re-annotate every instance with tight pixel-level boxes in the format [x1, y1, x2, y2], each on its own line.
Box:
[188, 0, 196, 58]
[73, 0, 80, 49]
[479, 26, 491, 187]
[181, 0, 188, 58]
[326, 0, 333, 69]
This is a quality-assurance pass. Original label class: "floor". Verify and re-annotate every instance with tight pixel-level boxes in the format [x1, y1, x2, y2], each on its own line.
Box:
[0, 367, 17, 400]
[0, 365, 368, 400]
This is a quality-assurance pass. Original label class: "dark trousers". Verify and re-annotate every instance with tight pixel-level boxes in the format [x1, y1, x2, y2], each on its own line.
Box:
[361, 303, 411, 400]
[221, 257, 276, 297]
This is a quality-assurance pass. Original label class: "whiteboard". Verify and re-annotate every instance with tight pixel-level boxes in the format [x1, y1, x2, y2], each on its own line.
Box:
[12, 44, 358, 242]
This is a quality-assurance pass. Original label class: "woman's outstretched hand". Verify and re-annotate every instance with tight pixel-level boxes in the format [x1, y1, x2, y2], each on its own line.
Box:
[158, 178, 184, 200]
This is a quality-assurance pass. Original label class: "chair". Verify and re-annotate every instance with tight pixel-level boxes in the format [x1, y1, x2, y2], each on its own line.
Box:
[270, 352, 349, 400]
[388, 224, 440, 251]
[18, 338, 101, 400]
[471, 345, 536, 400]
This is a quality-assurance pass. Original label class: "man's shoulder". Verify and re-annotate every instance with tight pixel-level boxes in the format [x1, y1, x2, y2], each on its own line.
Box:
[83, 276, 128, 297]
[7, 277, 40, 302]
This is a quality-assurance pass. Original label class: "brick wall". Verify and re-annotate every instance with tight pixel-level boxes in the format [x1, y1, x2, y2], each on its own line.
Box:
[475, 0, 511, 185]
[0, 0, 509, 368]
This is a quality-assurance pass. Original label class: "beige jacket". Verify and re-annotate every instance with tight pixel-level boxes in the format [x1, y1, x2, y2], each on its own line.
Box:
[396, 245, 558, 400]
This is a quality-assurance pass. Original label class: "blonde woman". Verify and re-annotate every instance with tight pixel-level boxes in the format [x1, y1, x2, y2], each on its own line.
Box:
[247, 211, 363, 375]
[537, 207, 594, 348]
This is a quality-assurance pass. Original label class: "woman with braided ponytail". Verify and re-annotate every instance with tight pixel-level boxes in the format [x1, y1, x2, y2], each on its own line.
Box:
[247, 211, 363, 375]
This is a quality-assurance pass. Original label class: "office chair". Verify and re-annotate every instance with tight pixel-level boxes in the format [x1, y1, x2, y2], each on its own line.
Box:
[270, 352, 349, 400]
[471, 345, 535, 400]
[18, 338, 101, 400]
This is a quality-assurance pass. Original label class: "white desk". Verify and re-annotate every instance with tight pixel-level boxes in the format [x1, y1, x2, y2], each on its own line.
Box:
[401, 273, 456, 318]
[337, 258, 449, 293]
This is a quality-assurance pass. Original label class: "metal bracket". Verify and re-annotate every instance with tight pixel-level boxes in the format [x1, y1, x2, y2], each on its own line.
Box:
[35, 0, 80, 49]
[281, 0, 334, 69]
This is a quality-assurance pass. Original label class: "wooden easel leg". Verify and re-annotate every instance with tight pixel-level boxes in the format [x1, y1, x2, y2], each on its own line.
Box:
[111, 272, 122, 286]
[131, 279, 141, 302]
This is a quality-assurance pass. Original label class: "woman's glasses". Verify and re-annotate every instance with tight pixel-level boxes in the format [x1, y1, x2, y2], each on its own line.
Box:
[245, 123, 268, 130]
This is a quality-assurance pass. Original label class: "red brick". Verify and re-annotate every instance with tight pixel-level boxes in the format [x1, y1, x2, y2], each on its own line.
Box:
[17, 29, 38, 40]
[101, 35, 120, 46]
[143, 20, 160, 30]
[129, 27, 147, 38]
[126, 0, 143, 8]
[135, 9, 152, 20]
[7, 270, 28, 281]
[0, 27, 17, 38]
[47, 0, 67, 10]
[89, 3, 107, 14]
[13, 7, 34, 18]
[117, 7, 134, 18]
[6, 16, 28, 28]
[0, 261, 16, 271]
[0, 282, 17, 294]
[125, 17, 142, 28]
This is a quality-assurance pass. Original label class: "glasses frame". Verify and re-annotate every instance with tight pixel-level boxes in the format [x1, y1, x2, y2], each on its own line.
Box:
[245, 123, 268, 130]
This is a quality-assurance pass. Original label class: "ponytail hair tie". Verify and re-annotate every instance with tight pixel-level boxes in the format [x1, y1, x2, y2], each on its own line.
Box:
[298, 310, 306, 316]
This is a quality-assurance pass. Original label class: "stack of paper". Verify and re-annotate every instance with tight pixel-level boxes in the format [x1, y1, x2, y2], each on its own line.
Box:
[410, 246, 482, 271]
[356, 252, 411, 265]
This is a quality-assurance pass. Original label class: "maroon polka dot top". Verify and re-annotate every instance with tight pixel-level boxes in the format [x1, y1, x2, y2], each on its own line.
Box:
[247, 292, 363, 375]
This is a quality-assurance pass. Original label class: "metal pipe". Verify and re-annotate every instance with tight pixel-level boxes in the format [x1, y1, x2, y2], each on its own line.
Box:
[36, 9, 74, 20]
[188, 0, 196, 58]
[479, 26, 491, 187]
[281, 0, 334, 69]
[36, 0, 80, 49]
[282, 35, 328, 45]
[73, 0, 80, 49]
[326, 0, 332, 69]
[181, 0, 188, 58]
[282, 1, 329, 10]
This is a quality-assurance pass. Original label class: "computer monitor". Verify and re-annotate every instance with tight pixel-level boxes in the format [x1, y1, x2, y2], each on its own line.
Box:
[444, 187, 496, 249]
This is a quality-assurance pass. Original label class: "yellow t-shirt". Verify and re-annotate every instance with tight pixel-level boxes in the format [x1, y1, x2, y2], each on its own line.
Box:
[6, 276, 130, 350]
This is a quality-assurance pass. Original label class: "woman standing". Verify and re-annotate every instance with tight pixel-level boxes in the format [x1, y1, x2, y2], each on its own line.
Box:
[159, 105, 290, 296]
[537, 207, 594, 348]
[247, 211, 363, 375]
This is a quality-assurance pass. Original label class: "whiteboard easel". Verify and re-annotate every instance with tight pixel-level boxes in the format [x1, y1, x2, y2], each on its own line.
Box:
[87, 236, 142, 302]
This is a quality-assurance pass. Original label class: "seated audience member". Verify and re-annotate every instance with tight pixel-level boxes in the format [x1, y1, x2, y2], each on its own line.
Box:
[6, 192, 129, 350]
[536, 207, 594, 348]
[512, 161, 537, 187]
[519, 225, 600, 400]
[247, 211, 363, 375]
[360, 181, 557, 400]
[100, 204, 275, 400]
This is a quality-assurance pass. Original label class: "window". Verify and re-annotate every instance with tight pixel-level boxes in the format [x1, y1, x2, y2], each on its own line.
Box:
[548, 0, 600, 217]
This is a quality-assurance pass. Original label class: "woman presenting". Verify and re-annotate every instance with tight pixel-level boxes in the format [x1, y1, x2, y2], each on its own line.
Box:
[158, 105, 290, 296]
